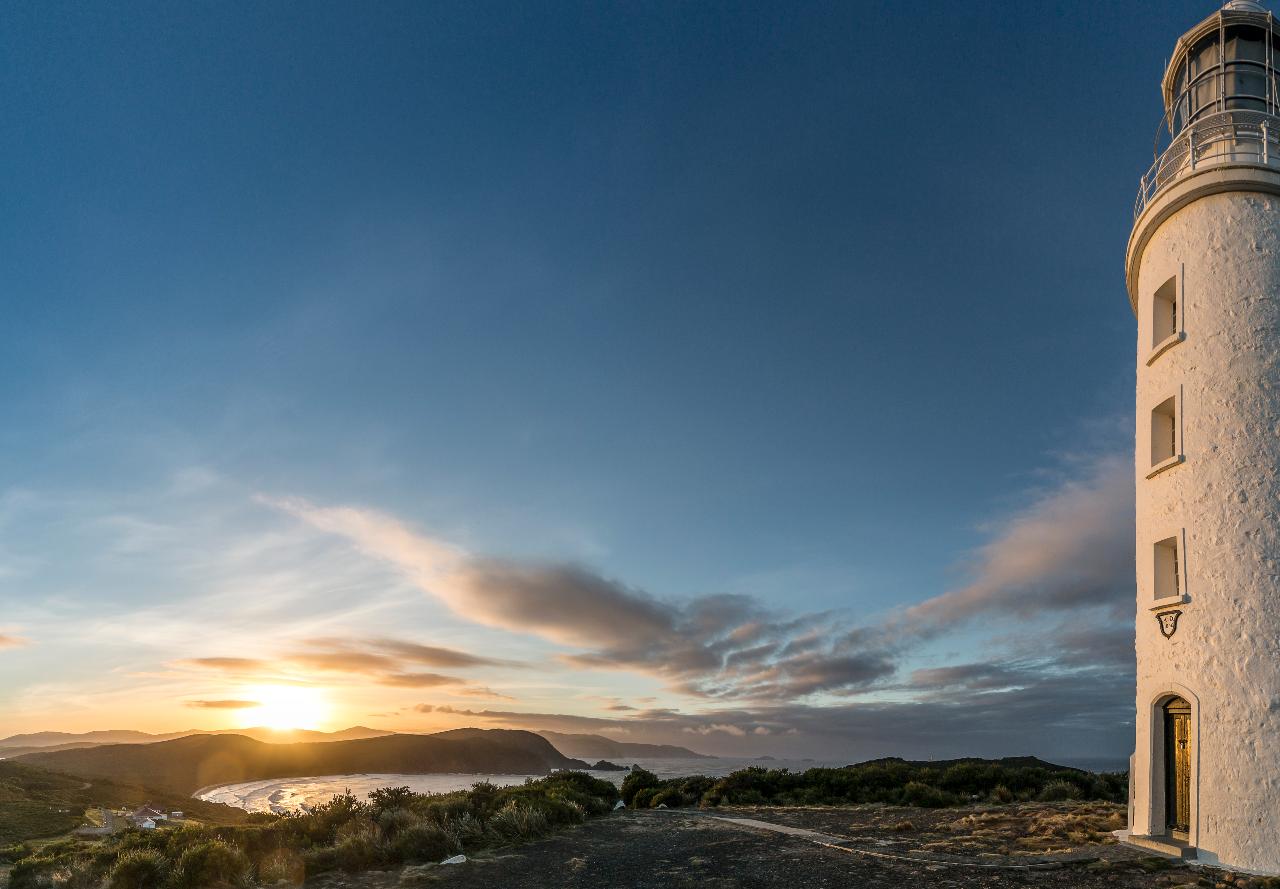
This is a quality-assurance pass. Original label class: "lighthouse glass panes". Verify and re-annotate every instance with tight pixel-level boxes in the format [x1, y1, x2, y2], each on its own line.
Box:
[1153, 276, 1178, 348]
[1155, 536, 1182, 601]
[1151, 396, 1179, 466]
[1169, 25, 1279, 133]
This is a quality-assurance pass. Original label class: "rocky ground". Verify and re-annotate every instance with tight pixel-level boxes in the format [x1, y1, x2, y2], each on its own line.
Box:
[304, 802, 1270, 889]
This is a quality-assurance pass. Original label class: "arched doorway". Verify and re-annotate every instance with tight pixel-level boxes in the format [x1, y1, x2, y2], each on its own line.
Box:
[1163, 696, 1192, 837]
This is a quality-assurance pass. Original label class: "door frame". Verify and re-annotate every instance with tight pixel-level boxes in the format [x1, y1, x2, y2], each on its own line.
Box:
[1147, 685, 1200, 846]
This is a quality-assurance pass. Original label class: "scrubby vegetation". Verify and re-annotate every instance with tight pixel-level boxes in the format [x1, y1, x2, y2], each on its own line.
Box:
[0, 756, 1132, 887]
[620, 759, 1127, 809]
[4, 771, 620, 889]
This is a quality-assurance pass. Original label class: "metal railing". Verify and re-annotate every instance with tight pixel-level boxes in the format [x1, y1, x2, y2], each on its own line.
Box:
[1135, 109, 1280, 218]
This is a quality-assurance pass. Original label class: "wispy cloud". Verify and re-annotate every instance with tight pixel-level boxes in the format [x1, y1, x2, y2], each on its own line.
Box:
[176, 637, 507, 695]
[267, 498, 894, 701]
[902, 455, 1131, 630]
[0, 634, 29, 650]
[180, 657, 271, 672]
[452, 686, 516, 700]
[184, 699, 260, 709]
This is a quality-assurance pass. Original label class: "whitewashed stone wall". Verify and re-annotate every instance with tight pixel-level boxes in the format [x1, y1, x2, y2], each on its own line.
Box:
[1134, 191, 1280, 872]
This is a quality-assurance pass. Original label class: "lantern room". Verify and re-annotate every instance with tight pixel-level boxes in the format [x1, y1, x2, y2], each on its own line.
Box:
[1163, 1, 1280, 134]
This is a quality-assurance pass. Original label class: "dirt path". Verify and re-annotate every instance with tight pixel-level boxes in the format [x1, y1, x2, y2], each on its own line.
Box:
[309, 806, 1201, 889]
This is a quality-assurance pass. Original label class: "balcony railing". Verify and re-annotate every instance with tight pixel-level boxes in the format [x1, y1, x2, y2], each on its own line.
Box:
[1135, 109, 1280, 218]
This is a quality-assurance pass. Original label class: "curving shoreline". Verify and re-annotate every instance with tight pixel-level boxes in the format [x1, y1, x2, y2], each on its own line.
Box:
[193, 772, 573, 814]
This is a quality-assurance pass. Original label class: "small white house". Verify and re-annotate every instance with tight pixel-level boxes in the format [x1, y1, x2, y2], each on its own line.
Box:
[128, 806, 166, 830]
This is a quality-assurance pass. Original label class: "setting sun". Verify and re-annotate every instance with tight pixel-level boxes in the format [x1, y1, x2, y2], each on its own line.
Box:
[241, 685, 329, 731]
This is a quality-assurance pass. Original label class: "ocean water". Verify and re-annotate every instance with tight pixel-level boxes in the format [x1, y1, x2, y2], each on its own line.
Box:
[194, 757, 844, 814]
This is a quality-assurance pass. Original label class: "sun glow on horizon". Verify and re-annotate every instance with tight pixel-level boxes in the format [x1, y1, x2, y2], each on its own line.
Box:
[240, 685, 330, 731]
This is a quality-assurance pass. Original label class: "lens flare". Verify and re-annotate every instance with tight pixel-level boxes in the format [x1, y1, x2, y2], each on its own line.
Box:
[241, 685, 329, 731]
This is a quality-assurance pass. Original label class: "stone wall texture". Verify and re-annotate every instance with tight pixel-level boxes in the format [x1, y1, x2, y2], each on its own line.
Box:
[1134, 190, 1280, 872]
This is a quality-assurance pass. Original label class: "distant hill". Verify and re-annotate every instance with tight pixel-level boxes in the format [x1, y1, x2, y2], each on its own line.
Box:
[0, 730, 166, 749]
[17, 729, 588, 795]
[0, 741, 106, 760]
[536, 731, 711, 760]
[216, 725, 393, 745]
[0, 725, 392, 758]
[0, 759, 249, 845]
[851, 756, 1086, 773]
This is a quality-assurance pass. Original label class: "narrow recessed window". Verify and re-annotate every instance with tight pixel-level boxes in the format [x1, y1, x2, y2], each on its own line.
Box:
[1154, 536, 1182, 600]
[1151, 396, 1179, 466]
[1152, 276, 1178, 348]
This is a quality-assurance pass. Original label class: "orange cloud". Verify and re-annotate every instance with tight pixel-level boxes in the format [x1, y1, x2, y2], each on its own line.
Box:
[184, 699, 260, 709]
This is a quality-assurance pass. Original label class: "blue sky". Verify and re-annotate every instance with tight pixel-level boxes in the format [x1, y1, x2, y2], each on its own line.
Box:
[0, 0, 1210, 759]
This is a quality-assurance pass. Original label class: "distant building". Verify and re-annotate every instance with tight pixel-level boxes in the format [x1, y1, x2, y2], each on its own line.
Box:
[127, 806, 167, 829]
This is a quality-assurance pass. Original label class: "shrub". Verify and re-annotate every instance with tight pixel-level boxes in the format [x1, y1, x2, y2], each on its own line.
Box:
[390, 823, 459, 864]
[333, 836, 380, 873]
[256, 848, 305, 886]
[59, 861, 100, 889]
[306, 792, 367, 844]
[650, 789, 682, 808]
[487, 802, 548, 843]
[377, 808, 417, 839]
[1036, 780, 1082, 802]
[171, 840, 251, 889]
[988, 784, 1014, 804]
[0, 843, 33, 864]
[333, 817, 378, 845]
[330, 820, 382, 873]
[300, 846, 338, 876]
[444, 812, 488, 851]
[108, 850, 171, 889]
[620, 768, 661, 807]
[632, 788, 658, 809]
[367, 786, 416, 816]
[8, 856, 52, 889]
[899, 782, 956, 808]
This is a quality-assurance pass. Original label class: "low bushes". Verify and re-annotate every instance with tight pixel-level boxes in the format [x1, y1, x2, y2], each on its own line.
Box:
[170, 840, 251, 889]
[107, 850, 171, 889]
[623, 762, 1126, 810]
[388, 822, 459, 864]
[4, 772, 621, 888]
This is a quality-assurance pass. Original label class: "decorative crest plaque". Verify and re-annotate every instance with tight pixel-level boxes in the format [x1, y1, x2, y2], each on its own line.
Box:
[1157, 609, 1182, 639]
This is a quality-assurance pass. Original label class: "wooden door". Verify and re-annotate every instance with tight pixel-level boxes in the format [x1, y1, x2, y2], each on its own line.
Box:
[1164, 697, 1191, 834]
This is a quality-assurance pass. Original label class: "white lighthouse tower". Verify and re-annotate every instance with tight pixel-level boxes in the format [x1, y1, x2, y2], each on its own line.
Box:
[1125, 0, 1280, 872]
